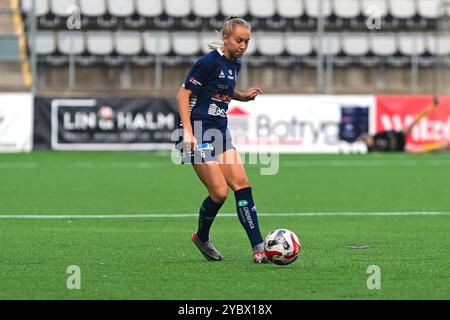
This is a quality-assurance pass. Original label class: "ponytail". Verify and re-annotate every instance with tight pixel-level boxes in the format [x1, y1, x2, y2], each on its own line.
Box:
[207, 30, 225, 50]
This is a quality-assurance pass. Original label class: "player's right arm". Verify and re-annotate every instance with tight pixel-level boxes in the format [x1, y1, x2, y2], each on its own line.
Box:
[176, 87, 197, 150]
[404, 99, 439, 136]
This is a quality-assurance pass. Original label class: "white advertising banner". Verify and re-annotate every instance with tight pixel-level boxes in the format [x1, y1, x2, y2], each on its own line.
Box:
[0, 93, 33, 152]
[228, 95, 376, 153]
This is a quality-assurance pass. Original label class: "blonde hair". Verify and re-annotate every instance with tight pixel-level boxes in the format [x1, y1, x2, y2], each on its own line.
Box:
[207, 16, 251, 50]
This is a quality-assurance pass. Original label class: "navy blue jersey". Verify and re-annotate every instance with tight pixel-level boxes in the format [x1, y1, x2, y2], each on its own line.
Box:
[181, 48, 241, 131]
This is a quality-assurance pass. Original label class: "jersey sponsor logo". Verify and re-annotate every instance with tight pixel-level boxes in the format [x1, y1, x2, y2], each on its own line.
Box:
[208, 103, 227, 117]
[189, 94, 197, 112]
[217, 84, 229, 90]
[212, 93, 232, 103]
[238, 200, 248, 207]
[227, 69, 234, 80]
[188, 76, 202, 86]
[219, 70, 225, 78]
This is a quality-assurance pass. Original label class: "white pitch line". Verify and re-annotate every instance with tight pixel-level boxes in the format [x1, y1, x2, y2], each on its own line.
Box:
[0, 212, 449, 219]
[0, 163, 37, 169]
[72, 159, 450, 169]
[280, 160, 450, 167]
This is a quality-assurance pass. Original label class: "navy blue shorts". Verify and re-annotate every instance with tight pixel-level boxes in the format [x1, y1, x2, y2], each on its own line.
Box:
[174, 124, 235, 164]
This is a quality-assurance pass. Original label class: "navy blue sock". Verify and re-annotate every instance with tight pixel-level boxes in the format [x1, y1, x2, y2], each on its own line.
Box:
[197, 196, 224, 242]
[234, 187, 264, 249]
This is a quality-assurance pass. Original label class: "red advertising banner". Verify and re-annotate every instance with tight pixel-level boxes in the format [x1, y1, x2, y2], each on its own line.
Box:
[376, 96, 450, 145]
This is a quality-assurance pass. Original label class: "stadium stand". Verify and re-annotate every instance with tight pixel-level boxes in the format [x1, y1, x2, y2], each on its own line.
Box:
[4, 0, 447, 95]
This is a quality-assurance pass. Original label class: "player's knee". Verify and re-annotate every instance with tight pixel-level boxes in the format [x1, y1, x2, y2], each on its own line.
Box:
[210, 188, 228, 204]
[231, 177, 251, 191]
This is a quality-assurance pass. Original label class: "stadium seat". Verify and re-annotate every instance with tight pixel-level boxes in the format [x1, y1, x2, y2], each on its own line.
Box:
[107, 0, 134, 17]
[333, 0, 361, 19]
[86, 31, 114, 55]
[165, 0, 191, 17]
[417, 0, 440, 19]
[370, 34, 403, 66]
[200, 32, 219, 54]
[417, 0, 450, 19]
[427, 33, 450, 55]
[285, 33, 313, 56]
[314, 33, 341, 56]
[171, 32, 200, 56]
[136, 0, 172, 28]
[115, 32, 143, 56]
[135, 0, 163, 17]
[400, 33, 433, 66]
[370, 33, 397, 56]
[31, 32, 56, 55]
[21, 0, 49, 16]
[277, 0, 304, 18]
[192, 0, 220, 18]
[255, 32, 285, 56]
[342, 33, 370, 56]
[166, 0, 201, 28]
[248, 0, 283, 29]
[361, 0, 388, 18]
[57, 31, 85, 55]
[389, 0, 416, 19]
[80, 0, 118, 28]
[79, 0, 106, 17]
[50, 0, 77, 17]
[248, 0, 276, 18]
[304, 0, 332, 18]
[142, 31, 171, 55]
[220, 0, 248, 18]
[398, 33, 426, 56]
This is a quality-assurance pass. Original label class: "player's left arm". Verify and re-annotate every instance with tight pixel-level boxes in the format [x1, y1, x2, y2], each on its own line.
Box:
[232, 88, 263, 102]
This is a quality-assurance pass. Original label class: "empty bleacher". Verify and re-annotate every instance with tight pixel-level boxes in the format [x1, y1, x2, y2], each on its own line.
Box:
[18, 0, 450, 95]
[30, 30, 450, 66]
[20, 0, 450, 30]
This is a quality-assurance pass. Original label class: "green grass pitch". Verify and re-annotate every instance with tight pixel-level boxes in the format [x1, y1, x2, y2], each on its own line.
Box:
[0, 151, 449, 299]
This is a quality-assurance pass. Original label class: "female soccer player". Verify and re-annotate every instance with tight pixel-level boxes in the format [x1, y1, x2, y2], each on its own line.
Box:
[175, 17, 268, 263]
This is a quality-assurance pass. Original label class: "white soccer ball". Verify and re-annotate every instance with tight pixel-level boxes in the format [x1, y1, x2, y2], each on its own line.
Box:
[264, 229, 301, 265]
